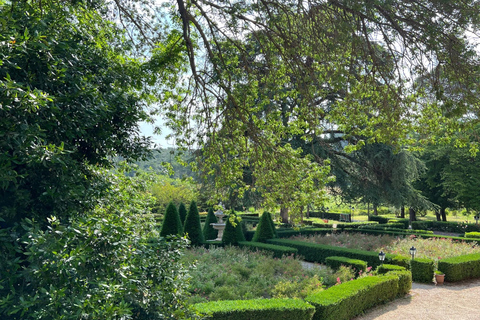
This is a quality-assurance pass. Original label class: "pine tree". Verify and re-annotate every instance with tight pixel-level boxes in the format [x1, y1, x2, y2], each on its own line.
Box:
[178, 202, 188, 225]
[222, 212, 243, 245]
[183, 200, 205, 245]
[160, 201, 183, 237]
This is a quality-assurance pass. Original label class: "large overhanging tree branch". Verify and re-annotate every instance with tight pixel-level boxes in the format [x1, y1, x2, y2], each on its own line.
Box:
[110, 0, 480, 209]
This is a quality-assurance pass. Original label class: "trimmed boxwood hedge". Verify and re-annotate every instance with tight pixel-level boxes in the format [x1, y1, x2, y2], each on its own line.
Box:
[193, 298, 315, 320]
[387, 270, 412, 296]
[410, 258, 435, 283]
[464, 232, 480, 239]
[376, 264, 406, 274]
[411, 220, 480, 233]
[368, 215, 390, 224]
[238, 241, 298, 258]
[438, 253, 480, 282]
[305, 274, 399, 320]
[267, 238, 403, 268]
[325, 256, 367, 276]
[388, 218, 410, 229]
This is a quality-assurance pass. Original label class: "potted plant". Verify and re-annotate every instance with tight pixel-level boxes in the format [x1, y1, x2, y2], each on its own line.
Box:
[435, 270, 445, 285]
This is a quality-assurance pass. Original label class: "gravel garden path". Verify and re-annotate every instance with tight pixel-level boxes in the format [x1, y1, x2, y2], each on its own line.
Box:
[353, 278, 480, 320]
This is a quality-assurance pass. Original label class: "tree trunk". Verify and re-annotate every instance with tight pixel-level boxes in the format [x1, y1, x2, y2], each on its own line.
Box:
[435, 210, 441, 221]
[280, 207, 289, 224]
[373, 204, 378, 216]
[367, 203, 370, 215]
[300, 206, 304, 223]
[441, 207, 447, 221]
[409, 207, 416, 224]
[400, 206, 405, 218]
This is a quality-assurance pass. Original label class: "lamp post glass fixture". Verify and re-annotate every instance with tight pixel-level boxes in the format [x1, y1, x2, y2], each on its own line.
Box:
[409, 246, 417, 260]
[378, 251, 386, 264]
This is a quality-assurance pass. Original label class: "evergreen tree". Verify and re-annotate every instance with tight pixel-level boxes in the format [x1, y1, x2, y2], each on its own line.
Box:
[252, 211, 275, 242]
[222, 212, 243, 245]
[183, 200, 205, 245]
[203, 207, 218, 241]
[160, 202, 183, 237]
[178, 202, 188, 225]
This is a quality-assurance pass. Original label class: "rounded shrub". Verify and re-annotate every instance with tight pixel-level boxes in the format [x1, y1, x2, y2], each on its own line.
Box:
[160, 201, 183, 237]
[178, 202, 187, 226]
[203, 207, 218, 241]
[183, 200, 205, 246]
[252, 211, 276, 242]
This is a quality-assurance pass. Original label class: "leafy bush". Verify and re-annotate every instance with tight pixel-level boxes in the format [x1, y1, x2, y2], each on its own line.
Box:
[411, 258, 435, 283]
[271, 275, 323, 299]
[305, 275, 399, 320]
[193, 298, 315, 320]
[184, 200, 205, 246]
[252, 212, 276, 242]
[179, 202, 188, 225]
[0, 172, 196, 320]
[160, 201, 183, 237]
[412, 221, 480, 233]
[203, 207, 218, 241]
[238, 241, 298, 258]
[438, 253, 480, 282]
[325, 256, 367, 277]
[388, 218, 410, 229]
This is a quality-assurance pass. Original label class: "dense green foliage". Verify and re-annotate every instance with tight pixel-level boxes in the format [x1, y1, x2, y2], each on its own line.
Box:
[252, 212, 276, 242]
[305, 275, 401, 320]
[178, 202, 188, 225]
[376, 264, 407, 275]
[325, 256, 367, 277]
[465, 232, 480, 239]
[193, 299, 315, 320]
[387, 270, 412, 296]
[203, 207, 218, 240]
[160, 202, 183, 237]
[222, 213, 245, 245]
[0, 170, 196, 319]
[410, 258, 435, 283]
[238, 241, 298, 259]
[438, 253, 480, 282]
[183, 201, 204, 245]
[151, 176, 198, 214]
[412, 220, 480, 233]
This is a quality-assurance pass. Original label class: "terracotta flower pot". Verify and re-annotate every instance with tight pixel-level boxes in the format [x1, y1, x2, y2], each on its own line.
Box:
[435, 274, 445, 285]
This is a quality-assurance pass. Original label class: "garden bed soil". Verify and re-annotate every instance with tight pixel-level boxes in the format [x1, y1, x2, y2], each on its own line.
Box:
[353, 278, 480, 320]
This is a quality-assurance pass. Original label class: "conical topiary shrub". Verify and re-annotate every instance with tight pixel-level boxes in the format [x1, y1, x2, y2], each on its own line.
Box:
[178, 202, 188, 226]
[183, 200, 205, 246]
[203, 207, 218, 241]
[252, 211, 275, 242]
[265, 211, 277, 237]
[222, 212, 243, 245]
[236, 217, 246, 242]
[160, 201, 183, 237]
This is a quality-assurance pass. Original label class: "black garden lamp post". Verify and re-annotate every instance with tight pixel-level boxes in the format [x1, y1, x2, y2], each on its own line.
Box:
[378, 251, 386, 265]
[409, 246, 417, 260]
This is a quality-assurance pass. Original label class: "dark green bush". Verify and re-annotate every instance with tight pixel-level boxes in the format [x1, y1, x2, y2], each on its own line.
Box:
[464, 232, 480, 239]
[309, 212, 351, 221]
[265, 211, 278, 237]
[410, 258, 435, 283]
[368, 215, 390, 224]
[388, 218, 410, 229]
[160, 201, 183, 237]
[252, 212, 276, 242]
[376, 264, 406, 274]
[390, 255, 411, 270]
[438, 253, 480, 282]
[184, 200, 205, 246]
[178, 202, 187, 225]
[412, 220, 480, 233]
[193, 298, 315, 320]
[305, 275, 399, 320]
[325, 256, 367, 277]
[222, 213, 244, 245]
[238, 241, 298, 258]
[387, 270, 412, 296]
[203, 207, 218, 241]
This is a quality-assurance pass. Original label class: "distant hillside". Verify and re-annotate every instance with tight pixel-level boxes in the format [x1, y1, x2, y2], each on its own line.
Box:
[135, 148, 196, 179]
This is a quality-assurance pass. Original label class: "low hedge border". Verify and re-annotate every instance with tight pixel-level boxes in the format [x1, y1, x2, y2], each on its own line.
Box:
[376, 264, 406, 274]
[193, 298, 315, 320]
[438, 253, 480, 282]
[238, 241, 298, 258]
[411, 258, 435, 283]
[325, 256, 367, 277]
[464, 232, 480, 239]
[347, 228, 479, 244]
[387, 270, 412, 296]
[266, 239, 401, 268]
[368, 215, 390, 224]
[411, 220, 480, 233]
[305, 274, 400, 320]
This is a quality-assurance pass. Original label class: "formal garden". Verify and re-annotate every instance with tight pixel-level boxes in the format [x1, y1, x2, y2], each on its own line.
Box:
[3, 0, 480, 319]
